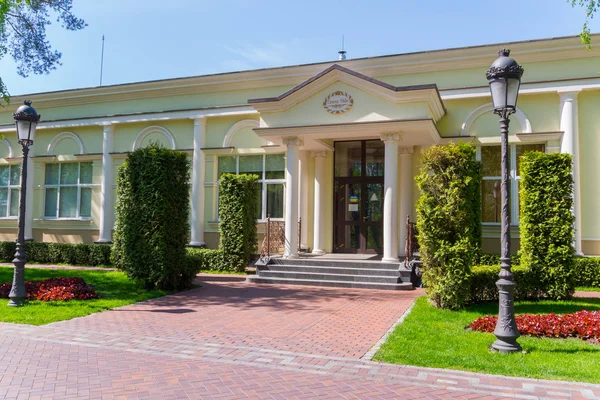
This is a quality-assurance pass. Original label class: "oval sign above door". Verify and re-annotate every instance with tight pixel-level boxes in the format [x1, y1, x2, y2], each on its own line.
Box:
[323, 91, 354, 114]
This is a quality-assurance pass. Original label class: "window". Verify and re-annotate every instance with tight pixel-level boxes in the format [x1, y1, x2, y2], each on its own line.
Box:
[0, 165, 21, 218]
[479, 144, 545, 224]
[217, 154, 285, 220]
[44, 163, 93, 219]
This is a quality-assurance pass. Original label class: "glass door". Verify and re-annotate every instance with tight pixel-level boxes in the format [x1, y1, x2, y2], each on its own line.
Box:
[333, 140, 384, 254]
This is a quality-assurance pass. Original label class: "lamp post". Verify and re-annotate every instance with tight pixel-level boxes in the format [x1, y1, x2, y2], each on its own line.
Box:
[485, 49, 524, 352]
[8, 101, 40, 307]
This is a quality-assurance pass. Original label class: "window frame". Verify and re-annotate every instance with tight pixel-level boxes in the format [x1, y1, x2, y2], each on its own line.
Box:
[43, 162, 94, 220]
[477, 143, 545, 226]
[216, 153, 286, 222]
[0, 164, 21, 219]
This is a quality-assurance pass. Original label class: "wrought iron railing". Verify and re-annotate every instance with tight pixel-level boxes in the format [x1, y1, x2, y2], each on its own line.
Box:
[260, 217, 303, 257]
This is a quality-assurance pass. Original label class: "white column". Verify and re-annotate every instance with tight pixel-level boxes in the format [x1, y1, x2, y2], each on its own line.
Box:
[381, 133, 400, 262]
[190, 117, 207, 247]
[298, 150, 309, 251]
[97, 123, 115, 243]
[24, 146, 34, 241]
[559, 90, 582, 255]
[283, 137, 301, 258]
[311, 151, 327, 255]
[398, 146, 413, 257]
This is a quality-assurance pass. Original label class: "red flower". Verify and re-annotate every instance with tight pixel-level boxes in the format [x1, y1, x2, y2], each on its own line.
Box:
[0, 277, 98, 302]
[469, 311, 600, 341]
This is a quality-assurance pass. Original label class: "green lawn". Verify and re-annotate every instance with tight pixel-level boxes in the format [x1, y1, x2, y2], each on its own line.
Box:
[576, 286, 600, 292]
[374, 296, 600, 384]
[0, 266, 169, 325]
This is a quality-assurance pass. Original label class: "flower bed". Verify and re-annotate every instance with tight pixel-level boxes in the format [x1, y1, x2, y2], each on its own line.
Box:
[469, 311, 600, 342]
[0, 277, 98, 301]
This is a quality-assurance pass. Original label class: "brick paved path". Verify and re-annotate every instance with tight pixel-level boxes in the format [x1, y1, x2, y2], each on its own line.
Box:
[1, 274, 599, 399]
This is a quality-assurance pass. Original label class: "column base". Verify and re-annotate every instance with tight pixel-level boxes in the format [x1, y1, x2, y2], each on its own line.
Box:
[491, 338, 522, 353]
[284, 253, 299, 259]
[382, 256, 399, 263]
[188, 241, 206, 248]
[311, 249, 326, 255]
[94, 240, 113, 245]
[24, 238, 34, 242]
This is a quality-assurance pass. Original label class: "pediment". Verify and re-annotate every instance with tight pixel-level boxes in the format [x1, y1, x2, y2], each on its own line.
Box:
[248, 64, 446, 121]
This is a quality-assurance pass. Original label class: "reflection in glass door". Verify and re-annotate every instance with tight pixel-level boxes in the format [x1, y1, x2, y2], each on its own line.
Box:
[334, 140, 384, 254]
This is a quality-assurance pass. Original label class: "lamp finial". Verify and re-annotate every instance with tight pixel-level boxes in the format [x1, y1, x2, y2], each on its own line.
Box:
[499, 49, 510, 57]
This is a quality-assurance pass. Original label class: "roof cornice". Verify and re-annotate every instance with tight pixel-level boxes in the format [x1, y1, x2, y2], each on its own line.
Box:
[4, 34, 599, 110]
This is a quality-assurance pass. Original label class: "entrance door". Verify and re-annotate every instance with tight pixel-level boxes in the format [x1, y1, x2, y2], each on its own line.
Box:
[333, 140, 384, 254]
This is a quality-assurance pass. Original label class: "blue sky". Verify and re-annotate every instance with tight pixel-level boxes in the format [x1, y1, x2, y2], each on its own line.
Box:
[0, 0, 597, 96]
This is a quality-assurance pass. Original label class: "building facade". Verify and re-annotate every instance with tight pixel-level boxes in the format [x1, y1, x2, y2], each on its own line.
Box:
[0, 35, 599, 258]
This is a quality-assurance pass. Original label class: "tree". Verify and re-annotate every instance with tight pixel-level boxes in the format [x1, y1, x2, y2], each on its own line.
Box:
[0, 0, 85, 103]
[570, 0, 598, 47]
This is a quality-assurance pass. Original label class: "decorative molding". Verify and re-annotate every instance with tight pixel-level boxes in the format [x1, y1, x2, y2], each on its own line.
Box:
[0, 106, 257, 134]
[193, 117, 207, 127]
[222, 119, 259, 148]
[282, 136, 303, 147]
[461, 102, 532, 136]
[47, 132, 85, 155]
[380, 133, 401, 143]
[558, 90, 581, 102]
[132, 125, 176, 151]
[0, 139, 13, 158]
[311, 150, 327, 158]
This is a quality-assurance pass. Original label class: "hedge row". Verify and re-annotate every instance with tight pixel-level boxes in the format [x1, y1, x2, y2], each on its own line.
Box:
[0, 241, 112, 266]
[469, 257, 600, 303]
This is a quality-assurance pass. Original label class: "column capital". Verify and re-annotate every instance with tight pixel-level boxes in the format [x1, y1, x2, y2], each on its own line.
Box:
[398, 146, 414, 154]
[283, 136, 303, 147]
[192, 117, 207, 126]
[99, 122, 115, 132]
[380, 133, 401, 143]
[311, 150, 328, 159]
[558, 90, 581, 102]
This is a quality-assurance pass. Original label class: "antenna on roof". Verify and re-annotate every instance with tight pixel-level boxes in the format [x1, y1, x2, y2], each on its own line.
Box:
[338, 35, 347, 61]
[99, 35, 105, 86]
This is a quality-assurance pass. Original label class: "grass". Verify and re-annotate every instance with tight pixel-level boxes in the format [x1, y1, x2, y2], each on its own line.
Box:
[0, 266, 169, 325]
[576, 286, 600, 292]
[374, 296, 600, 384]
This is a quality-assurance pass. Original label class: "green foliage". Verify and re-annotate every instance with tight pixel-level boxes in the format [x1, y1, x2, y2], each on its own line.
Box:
[477, 253, 521, 266]
[573, 257, 600, 287]
[416, 142, 482, 309]
[0, 0, 86, 102]
[218, 173, 259, 272]
[570, 0, 598, 47]
[0, 241, 111, 266]
[111, 144, 193, 290]
[186, 248, 230, 272]
[469, 265, 542, 303]
[519, 152, 575, 300]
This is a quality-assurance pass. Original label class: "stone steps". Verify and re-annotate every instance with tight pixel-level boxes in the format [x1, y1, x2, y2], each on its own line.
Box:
[246, 257, 414, 291]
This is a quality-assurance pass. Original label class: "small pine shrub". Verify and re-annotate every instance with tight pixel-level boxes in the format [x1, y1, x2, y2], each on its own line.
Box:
[218, 173, 259, 272]
[519, 152, 575, 299]
[416, 142, 482, 309]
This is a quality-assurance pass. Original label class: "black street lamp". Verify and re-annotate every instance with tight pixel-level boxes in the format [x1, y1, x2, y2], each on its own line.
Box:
[8, 100, 40, 307]
[486, 49, 524, 353]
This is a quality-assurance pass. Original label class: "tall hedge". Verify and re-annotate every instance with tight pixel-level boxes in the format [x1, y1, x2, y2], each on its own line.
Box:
[519, 152, 575, 299]
[111, 144, 194, 290]
[416, 142, 482, 309]
[218, 173, 259, 272]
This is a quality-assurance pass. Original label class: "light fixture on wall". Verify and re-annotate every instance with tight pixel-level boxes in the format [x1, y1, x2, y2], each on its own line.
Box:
[8, 101, 40, 306]
[485, 49, 524, 352]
